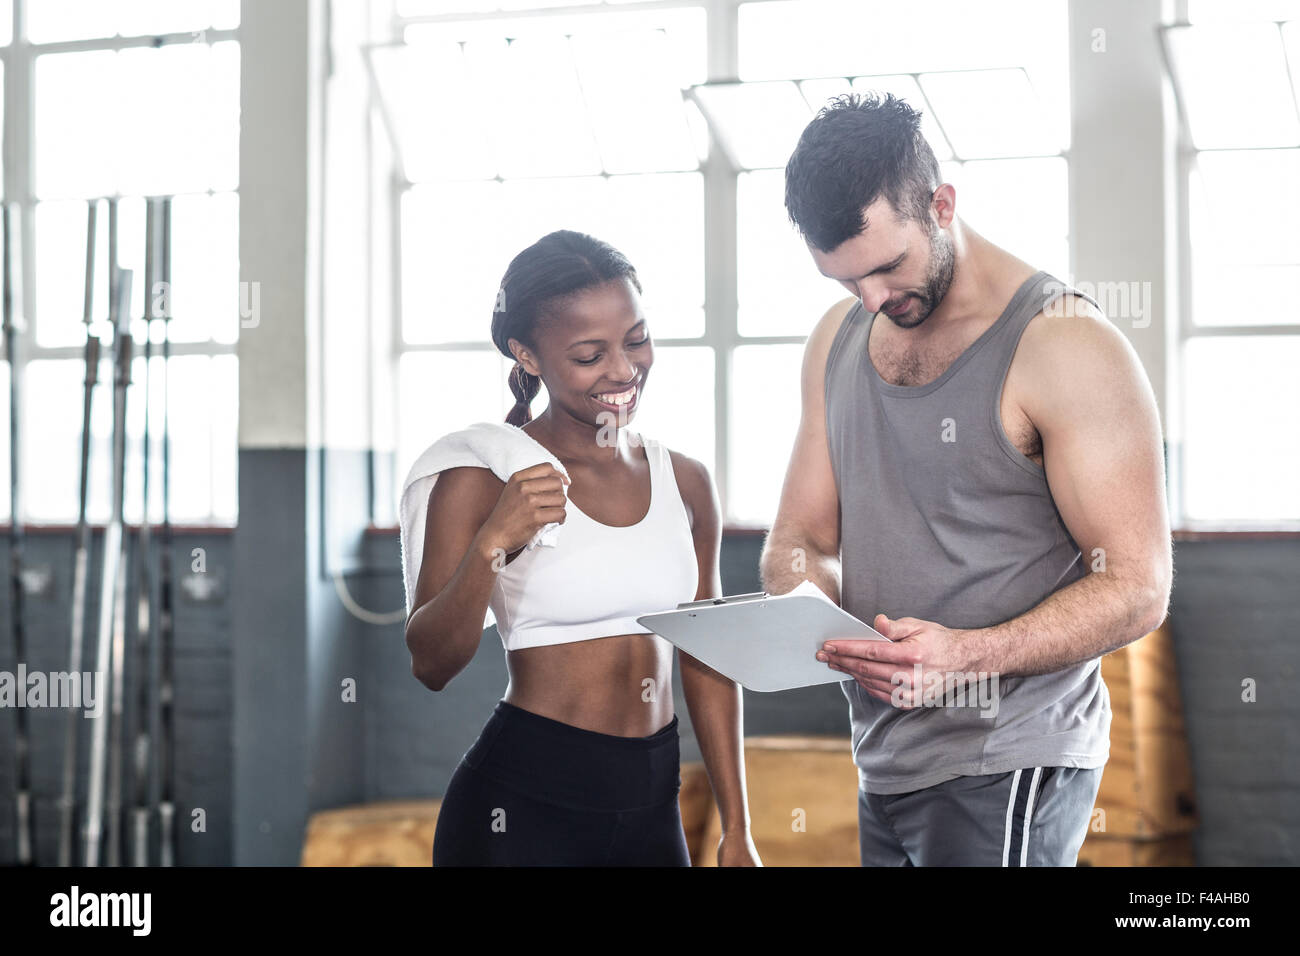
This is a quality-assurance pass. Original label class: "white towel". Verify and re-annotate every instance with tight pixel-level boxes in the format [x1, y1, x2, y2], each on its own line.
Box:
[398, 421, 570, 626]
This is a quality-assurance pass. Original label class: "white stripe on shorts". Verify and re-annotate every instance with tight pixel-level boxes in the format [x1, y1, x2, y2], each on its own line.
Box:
[1000, 768, 1023, 867]
[1020, 766, 1044, 867]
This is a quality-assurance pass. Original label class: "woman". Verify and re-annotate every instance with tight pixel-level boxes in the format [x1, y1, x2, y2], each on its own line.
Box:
[407, 230, 760, 866]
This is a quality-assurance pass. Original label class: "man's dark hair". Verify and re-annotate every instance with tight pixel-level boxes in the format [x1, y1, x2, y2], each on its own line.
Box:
[784, 91, 942, 253]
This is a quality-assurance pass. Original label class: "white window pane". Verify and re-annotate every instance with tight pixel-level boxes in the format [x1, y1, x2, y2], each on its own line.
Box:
[397, 350, 517, 506]
[919, 69, 1061, 159]
[499, 0, 599, 8]
[498, 175, 611, 248]
[952, 158, 1068, 270]
[739, 0, 1067, 81]
[692, 81, 811, 169]
[624, 345, 714, 476]
[371, 41, 497, 182]
[1167, 24, 1300, 149]
[476, 36, 602, 178]
[401, 181, 506, 345]
[36, 43, 237, 198]
[403, 176, 695, 343]
[729, 344, 804, 525]
[169, 192, 241, 344]
[1289, 24, 1300, 124]
[206, 41, 242, 192]
[118, 45, 209, 195]
[118, 0, 239, 35]
[1191, 150, 1300, 267]
[572, 29, 697, 175]
[22, 360, 88, 522]
[0, 65, 4, 193]
[1183, 337, 1300, 522]
[737, 170, 845, 337]
[28, 0, 237, 43]
[37, 199, 104, 348]
[1188, 0, 1300, 22]
[1194, 264, 1300, 326]
[1191, 149, 1300, 326]
[28, 0, 119, 43]
[397, 0, 499, 15]
[406, 8, 706, 88]
[0, 1, 11, 47]
[207, 354, 239, 522]
[0, 362, 8, 522]
[401, 0, 603, 10]
[603, 174, 704, 339]
[36, 51, 120, 199]
[154, 354, 236, 523]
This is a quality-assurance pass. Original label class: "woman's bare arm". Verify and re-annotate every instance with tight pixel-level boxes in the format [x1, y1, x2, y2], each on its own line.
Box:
[405, 463, 568, 691]
[671, 450, 760, 865]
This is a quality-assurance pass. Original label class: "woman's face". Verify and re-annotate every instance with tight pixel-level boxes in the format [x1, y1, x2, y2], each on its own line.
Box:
[514, 276, 653, 429]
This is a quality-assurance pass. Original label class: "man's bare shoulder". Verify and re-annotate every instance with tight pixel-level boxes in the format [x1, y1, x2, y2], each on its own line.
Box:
[1021, 294, 1130, 360]
[1016, 293, 1150, 414]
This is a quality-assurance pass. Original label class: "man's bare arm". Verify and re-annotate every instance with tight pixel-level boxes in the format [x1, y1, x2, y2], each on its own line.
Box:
[759, 297, 854, 601]
[961, 298, 1172, 677]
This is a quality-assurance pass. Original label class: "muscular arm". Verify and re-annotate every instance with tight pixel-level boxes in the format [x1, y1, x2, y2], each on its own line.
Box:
[672, 451, 755, 851]
[964, 299, 1173, 677]
[758, 298, 854, 600]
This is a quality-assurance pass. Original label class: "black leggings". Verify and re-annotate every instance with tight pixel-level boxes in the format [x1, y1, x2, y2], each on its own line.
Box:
[432, 700, 691, 867]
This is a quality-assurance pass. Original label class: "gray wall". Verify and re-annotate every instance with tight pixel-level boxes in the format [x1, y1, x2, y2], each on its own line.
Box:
[0, 529, 233, 865]
[1161, 539, 1300, 866]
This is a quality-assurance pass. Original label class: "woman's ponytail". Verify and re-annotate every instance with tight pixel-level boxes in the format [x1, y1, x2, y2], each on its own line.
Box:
[506, 362, 541, 426]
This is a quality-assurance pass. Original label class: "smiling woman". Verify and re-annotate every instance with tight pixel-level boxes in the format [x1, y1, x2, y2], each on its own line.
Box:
[403, 229, 760, 867]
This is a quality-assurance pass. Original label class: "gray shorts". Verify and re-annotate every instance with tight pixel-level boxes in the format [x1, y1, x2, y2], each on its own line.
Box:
[858, 765, 1103, 866]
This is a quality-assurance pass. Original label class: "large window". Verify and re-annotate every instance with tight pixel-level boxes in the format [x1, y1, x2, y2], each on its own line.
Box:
[1163, 0, 1300, 524]
[1, 0, 240, 526]
[379, 0, 1071, 525]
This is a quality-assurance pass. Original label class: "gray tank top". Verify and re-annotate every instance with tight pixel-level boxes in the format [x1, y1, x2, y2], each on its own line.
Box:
[824, 270, 1112, 794]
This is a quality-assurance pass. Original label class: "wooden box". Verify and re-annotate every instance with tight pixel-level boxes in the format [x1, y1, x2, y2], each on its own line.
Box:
[691, 736, 860, 867]
[1084, 624, 1198, 845]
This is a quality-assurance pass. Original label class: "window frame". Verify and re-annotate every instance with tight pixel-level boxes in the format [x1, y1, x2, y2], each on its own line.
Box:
[383, 0, 1072, 528]
[1159, 3, 1300, 529]
[1, 0, 240, 526]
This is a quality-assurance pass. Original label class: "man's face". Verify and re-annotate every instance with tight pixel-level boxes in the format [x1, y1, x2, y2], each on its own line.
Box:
[808, 197, 955, 330]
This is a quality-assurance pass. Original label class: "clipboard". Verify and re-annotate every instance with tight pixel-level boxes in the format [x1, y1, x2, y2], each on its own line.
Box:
[636, 579, 891, 692]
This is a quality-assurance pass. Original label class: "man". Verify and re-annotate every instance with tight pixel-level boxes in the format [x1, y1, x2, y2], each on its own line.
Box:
[760, 93, 1172, 866]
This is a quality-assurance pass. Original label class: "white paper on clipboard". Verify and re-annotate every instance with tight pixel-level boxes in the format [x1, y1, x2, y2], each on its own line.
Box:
[636, 579, 891, 693]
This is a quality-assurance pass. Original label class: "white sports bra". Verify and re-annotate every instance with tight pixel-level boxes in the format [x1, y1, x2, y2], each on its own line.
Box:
[487, 434, 700, 651]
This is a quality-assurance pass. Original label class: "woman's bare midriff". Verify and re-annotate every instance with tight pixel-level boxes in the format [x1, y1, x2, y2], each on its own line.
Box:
[504, 632, 676, 738]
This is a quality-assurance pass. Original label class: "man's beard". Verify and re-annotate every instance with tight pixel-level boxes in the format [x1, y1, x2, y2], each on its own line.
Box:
[880, 227, 955, 330]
